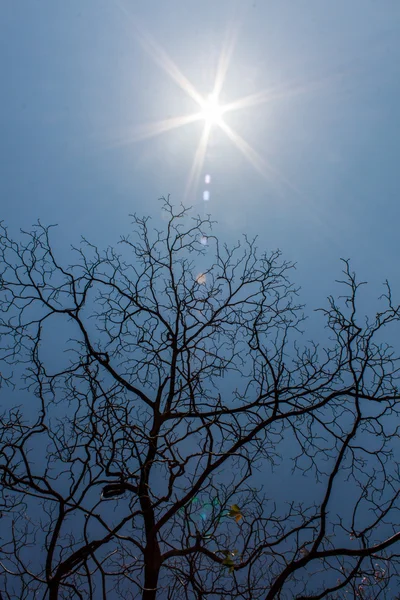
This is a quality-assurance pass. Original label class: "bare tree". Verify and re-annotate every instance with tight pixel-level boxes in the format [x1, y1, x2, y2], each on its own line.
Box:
[0, 197, 400, 599]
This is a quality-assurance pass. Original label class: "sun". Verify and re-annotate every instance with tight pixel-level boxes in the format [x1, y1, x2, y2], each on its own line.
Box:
[114, 8, 310, 200]
[200, 94, 225, 127]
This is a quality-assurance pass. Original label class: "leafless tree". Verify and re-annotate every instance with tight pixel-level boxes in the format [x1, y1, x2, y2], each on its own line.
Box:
[0, 197, 400, 599]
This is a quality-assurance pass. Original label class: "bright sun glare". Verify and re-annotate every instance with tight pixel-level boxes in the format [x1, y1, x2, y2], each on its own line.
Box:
[114, 7, 324, 201]
[201, 94, 224, 127]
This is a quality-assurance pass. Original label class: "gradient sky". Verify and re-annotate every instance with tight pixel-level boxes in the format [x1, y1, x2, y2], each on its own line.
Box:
[1, 3, 400, 592]
[1, 0, 400, 326]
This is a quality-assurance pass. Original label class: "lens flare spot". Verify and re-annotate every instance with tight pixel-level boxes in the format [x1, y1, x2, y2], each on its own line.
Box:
[203, 190, 210, 201]
[196, 273, 207, 285]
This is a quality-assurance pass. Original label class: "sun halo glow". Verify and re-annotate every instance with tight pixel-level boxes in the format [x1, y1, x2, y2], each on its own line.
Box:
[200, 94, 225, 127]
[114, 10, 305, 203]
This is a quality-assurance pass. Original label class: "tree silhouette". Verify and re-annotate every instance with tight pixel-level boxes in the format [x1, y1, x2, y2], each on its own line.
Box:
[0, 197, 400, 599]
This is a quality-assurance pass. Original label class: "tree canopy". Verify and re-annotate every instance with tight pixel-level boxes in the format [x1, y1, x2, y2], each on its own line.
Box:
[0, 197, 400, 599]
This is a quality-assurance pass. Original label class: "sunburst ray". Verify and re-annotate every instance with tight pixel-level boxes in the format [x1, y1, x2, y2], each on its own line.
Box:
[184, 124, 212, 202]
[104, 113, 203, 149]
[113, 1, 310, 200]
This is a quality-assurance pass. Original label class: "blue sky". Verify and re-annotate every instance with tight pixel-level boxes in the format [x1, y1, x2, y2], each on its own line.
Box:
[1, 3, 400, 594]
[1, 0, 400, 316]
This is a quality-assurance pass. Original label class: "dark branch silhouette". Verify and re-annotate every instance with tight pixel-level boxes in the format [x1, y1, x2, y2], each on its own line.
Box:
[0, 197, 400, 599]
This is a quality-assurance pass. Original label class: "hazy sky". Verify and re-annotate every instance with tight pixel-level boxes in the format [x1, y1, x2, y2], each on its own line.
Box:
[1, 0, 400, 313]
[1, 5, 400, 593]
